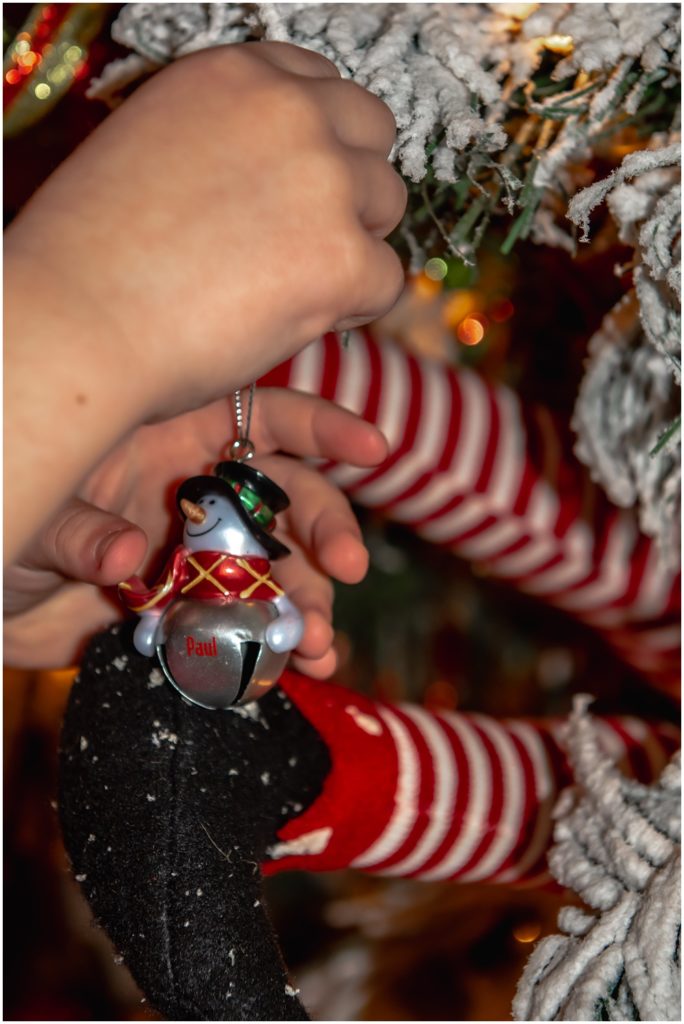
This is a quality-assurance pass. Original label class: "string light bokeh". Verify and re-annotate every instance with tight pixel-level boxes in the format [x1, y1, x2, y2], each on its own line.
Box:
[4, 4, 106, 137]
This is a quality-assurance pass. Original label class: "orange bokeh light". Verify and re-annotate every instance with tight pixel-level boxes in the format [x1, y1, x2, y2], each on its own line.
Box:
[17, 51, 40, 68]
[457, 316, 485, 346]
[413, 272, 443, 300]
[5, 69, 22, 85]
[513, 920, 542, 944]
[443, 289, 478, 327]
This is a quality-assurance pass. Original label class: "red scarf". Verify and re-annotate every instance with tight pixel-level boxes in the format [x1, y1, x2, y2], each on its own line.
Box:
[119, 546, 283, 614]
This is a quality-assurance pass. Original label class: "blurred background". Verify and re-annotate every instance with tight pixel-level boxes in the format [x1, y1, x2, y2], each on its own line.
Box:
[4, 4, 678, 1021]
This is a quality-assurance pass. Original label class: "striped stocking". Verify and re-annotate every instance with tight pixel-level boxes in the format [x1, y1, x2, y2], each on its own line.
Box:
[261, 331, 680, 696]
[264, 672, 678, 884]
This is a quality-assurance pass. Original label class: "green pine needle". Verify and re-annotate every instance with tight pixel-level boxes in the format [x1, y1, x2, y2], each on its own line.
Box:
[650, 416, 681, 457]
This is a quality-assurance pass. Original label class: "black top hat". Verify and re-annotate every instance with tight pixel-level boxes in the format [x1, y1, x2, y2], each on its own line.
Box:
[176, 461, 291, 560]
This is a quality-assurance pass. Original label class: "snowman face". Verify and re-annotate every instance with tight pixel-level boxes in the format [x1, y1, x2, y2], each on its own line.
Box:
[182, 492, 267, 557]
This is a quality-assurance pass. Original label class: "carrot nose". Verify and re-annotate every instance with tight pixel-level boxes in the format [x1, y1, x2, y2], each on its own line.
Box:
[180, 499, 207, 524]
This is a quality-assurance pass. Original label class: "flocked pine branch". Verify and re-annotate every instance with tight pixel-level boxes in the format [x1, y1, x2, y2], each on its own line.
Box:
[570, 142, 681, 566]
[514, 697, 681, 1022]
[91, 3, 681, 266]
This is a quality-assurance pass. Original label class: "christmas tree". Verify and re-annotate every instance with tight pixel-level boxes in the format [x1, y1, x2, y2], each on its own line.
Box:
[4, 4, 680, 1020]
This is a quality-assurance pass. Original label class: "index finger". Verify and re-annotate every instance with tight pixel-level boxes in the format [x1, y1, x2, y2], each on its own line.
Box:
[251, 388, 388, 466]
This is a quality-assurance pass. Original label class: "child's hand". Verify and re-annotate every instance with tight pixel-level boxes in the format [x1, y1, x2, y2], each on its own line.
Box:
[4, 390, 388, 676]
[8, 41, 406, 414]
[5, 41, 406, 563]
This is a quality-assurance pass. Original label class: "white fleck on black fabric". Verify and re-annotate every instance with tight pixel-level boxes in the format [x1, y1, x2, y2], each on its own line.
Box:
[59, 625, 330, 1021]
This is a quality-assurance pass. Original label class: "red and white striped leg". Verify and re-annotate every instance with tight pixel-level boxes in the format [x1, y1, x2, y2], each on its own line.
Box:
[260, 331, 680, 696]
[263, 673, 679, 883]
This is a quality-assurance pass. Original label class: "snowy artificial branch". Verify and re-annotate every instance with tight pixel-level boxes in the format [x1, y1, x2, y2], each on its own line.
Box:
[570, 142, 681, 565]
[514, 697, 680, 1021]
[92, 4, 680, 263]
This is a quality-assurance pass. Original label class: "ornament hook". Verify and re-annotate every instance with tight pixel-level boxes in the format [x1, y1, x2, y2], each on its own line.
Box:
[231, 384, 256, 462]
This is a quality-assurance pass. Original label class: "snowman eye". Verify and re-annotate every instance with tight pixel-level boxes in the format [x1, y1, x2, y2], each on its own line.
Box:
[208, 499, 216, 505]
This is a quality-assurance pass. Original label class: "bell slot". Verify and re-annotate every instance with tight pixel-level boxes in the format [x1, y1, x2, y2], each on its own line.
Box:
[235, 641, 261, 703]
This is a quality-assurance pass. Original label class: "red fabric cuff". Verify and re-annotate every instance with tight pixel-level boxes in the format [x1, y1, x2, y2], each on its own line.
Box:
[262, 671, 398, 874]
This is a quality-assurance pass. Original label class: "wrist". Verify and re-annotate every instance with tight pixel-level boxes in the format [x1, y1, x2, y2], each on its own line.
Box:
[4, 243, 150, 561]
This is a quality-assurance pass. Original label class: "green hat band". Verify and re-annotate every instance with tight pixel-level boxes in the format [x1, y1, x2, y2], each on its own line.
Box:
[229, 481, 276, 531]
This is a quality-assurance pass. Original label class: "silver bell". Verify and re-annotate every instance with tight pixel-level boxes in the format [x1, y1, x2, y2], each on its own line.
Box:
[156, 599, 288, 710]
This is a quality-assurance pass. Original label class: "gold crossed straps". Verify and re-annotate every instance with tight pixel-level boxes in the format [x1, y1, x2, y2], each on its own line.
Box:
[236, 557, 284, 599]
[179, 554, 283, 600]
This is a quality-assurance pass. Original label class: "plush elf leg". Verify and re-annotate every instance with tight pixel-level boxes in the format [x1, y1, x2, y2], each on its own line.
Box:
[262, 331, 680, 697]
[59, 627, 677, 1022]
[265, 672, 677, 883]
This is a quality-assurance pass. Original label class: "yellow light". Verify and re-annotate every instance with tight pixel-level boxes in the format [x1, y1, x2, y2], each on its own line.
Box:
[456, 316, 485, 346]
[15, 39, 30, 55]
[611, 141, 643, 158]
[48, 64, 71, 85]
[17, 51, 40, 68]
[41, 667, 79, 691]
[541, 34, 574, 55]
[64, 45, 83, 63]
[424, 257, 448, 282]
[443, 290, 478, 327]
[513, 920, 542, 944]
[413, 272, 443, 300]
[34, 82, 51, 99]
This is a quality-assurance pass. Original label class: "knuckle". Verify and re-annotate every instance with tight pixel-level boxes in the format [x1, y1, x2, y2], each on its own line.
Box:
[330, 227, 370, 296]
[258, 40, 341, 78]
[319, 575, 335, 607]
[370, 162, 408, 233]
[172, 43, 249, 80]
[346, 80, 397, 141]
[380, 245, 407, 306]
[49, 503, 91, 565]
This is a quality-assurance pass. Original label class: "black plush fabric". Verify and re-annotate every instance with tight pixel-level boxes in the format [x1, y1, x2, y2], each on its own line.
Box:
[58, 624, 331, 1021]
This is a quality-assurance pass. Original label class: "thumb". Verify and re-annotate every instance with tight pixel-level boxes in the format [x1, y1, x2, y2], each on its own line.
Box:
[26, 497, 148, 586]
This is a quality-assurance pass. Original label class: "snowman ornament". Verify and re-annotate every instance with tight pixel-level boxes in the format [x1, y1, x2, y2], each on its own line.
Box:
[119, 461, 303, 709]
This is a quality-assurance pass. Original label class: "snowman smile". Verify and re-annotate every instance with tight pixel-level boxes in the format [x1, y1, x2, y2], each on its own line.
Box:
[187, 517, 222, 537]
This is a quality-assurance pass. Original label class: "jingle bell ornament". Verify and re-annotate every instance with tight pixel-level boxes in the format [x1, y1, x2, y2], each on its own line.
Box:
[119, 461, 304, 709]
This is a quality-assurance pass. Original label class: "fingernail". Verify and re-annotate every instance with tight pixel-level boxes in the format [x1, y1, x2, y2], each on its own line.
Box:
[95, 529, 129, 568]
